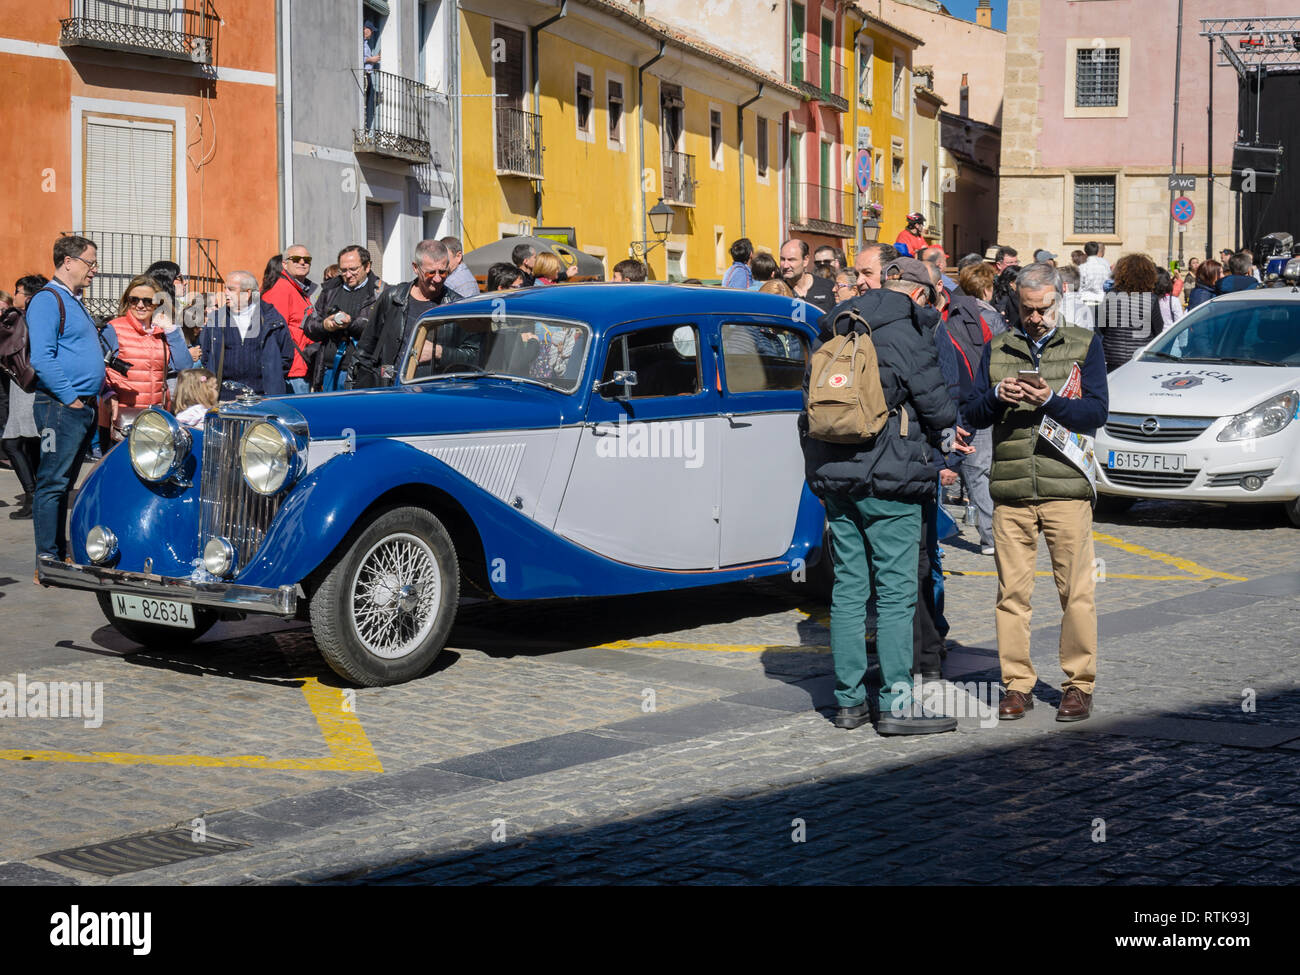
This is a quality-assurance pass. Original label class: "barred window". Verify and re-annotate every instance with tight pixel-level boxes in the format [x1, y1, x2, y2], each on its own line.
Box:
[1073, 175, 1116, 235]
[1076, 47, 1120, 107]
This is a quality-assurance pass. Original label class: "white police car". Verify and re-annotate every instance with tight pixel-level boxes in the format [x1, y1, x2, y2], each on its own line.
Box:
[1095, 287, 1300, 525]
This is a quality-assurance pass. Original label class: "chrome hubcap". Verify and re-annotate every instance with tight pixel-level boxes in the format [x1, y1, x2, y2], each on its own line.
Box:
[350, 532, 441, 659]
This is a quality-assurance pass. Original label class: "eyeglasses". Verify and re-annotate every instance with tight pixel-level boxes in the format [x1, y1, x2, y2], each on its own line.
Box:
[70, 255, 98, 270]
[833, 282, 855, 292]
[126, 296, 158, 307]
[815, 260, 836, 268]
[285, 255, 312, 265]
[418, 266, 449, 278]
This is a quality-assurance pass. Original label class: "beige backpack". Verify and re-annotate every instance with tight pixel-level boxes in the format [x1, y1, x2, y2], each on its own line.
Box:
[805, 309, 906, 444]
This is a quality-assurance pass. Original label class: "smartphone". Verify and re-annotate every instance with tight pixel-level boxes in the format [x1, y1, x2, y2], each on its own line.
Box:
[1017, 369, 1041, 383]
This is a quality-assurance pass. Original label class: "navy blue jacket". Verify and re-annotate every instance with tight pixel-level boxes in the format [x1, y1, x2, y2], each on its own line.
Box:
[199, 301, 294, 397]
[801, 290, 957, 502]
[962, 327, 1109, 436]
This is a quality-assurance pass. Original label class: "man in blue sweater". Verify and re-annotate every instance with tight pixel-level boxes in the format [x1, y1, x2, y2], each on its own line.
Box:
[962, 263, 1109, 723]
[28, 235, 106, 563]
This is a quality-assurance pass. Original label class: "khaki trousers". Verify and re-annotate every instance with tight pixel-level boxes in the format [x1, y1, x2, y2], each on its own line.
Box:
[992, 499, 1097, 695]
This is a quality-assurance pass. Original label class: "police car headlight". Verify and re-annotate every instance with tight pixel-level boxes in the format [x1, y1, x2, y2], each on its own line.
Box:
[1217, 391, 1300, 442]
[240, 421, 298, 495]
[128, 409, 191, 482]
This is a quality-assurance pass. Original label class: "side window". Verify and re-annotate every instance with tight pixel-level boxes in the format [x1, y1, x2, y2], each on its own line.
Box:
[721, 324, 808, 393]
[601, 324, 701, 399]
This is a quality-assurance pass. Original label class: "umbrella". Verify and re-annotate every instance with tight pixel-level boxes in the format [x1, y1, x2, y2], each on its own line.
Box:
[463, 236, 606, 281]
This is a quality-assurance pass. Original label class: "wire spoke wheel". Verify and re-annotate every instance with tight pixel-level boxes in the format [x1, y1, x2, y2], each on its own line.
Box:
[350, 532, 441, 658]
[310, 506, 459, 686]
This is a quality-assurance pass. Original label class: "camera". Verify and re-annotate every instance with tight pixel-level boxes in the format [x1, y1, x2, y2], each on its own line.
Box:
[104, 349, 134, 377]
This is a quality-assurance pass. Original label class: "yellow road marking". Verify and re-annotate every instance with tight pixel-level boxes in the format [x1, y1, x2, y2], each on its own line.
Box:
[945, 570, 1199, 581]
[1090, 530, 1247, 581]
[597, 639, 830, 655]
[0, 678, 383, 772]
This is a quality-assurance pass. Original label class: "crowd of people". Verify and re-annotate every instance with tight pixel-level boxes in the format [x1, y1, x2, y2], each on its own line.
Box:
[0, 218, 1268, 734]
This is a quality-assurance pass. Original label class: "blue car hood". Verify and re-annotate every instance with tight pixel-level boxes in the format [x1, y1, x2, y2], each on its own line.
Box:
[218, 380, 580, 441]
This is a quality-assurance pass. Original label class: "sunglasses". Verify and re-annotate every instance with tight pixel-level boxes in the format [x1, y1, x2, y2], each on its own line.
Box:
[418, 266, 449, 278]
[815, 260, 836, 268]
[127, 295, 158, 307]
[286, 255, 312, 265]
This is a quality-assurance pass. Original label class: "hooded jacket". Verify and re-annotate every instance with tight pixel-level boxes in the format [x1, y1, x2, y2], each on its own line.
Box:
[800, 289, 958, 502]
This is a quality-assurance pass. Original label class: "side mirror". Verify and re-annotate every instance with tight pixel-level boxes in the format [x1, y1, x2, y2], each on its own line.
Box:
[593, 370, 638, 394]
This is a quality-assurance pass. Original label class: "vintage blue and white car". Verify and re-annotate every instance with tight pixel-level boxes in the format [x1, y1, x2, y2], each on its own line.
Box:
[39, 284, 829, 685]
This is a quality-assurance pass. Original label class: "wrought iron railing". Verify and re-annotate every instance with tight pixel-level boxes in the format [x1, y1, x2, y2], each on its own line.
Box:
[65, 231, 220, 320]
[495, 105, 543, 179]
[59, 0, 218, 64]
[662, 150, 696, 206]
[354, 69, 439, 162]
[789, 181, 853, 230]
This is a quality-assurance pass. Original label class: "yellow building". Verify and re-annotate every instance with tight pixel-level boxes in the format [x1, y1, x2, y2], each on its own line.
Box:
[458, 0, 800, 281]
[843, 7, 924, 255]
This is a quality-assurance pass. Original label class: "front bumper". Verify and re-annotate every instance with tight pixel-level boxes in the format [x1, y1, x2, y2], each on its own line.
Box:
[38, 559, 298, 618]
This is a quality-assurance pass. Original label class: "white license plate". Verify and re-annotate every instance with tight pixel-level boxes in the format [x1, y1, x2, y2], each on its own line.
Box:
[1107, 451, 1186, 473]
[110, 593, 196, 629]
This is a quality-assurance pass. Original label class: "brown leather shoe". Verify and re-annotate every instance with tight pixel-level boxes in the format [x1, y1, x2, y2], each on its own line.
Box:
[999, 689, 1034, 720]
[1056, 687, 1093, 722]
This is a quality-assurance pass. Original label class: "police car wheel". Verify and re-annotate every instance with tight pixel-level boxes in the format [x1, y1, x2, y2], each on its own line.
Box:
[95, 592, 217, 650]
[310, 505, 459, 687]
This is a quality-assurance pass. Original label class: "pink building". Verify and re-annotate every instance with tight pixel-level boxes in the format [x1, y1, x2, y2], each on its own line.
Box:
[999, 0, 1291, 266]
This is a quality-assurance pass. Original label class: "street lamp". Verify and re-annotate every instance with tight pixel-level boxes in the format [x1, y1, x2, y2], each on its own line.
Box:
[629, 198, 676, 258]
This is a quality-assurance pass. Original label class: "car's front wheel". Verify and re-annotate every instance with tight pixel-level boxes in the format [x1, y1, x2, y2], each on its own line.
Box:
[96, 592, 218, 649]
[310, 506, 459, 686]
[1285, 497, 1300, 528]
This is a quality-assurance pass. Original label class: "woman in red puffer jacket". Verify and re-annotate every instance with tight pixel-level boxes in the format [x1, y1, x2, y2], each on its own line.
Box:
[98, 275, 193, 448]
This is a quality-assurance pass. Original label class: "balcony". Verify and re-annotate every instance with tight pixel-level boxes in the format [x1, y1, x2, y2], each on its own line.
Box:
[662, 150, 696, 206]
[66, 231, 220, 320]
[59, 1, 217, 65]
[495, 105, 544, 180]
[789, 181, 854, 238]
[927, 200, 944, 238]
[354, 70, 441, 163]
[792, 49, 848, 112]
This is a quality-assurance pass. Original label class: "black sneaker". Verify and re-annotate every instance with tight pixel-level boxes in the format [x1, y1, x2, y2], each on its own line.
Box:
[833, 703, 872, 730]
[876, 699, 958, 736]
[9, 504, 32, 520]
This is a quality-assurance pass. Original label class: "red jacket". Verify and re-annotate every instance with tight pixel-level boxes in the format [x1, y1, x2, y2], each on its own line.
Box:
[262, 272, 314, 379]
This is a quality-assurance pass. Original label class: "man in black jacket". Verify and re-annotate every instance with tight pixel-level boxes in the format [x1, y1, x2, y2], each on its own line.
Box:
[309, 244, 383, 390]
[802, 289, 963, 735]
[351, 240, 461, 388]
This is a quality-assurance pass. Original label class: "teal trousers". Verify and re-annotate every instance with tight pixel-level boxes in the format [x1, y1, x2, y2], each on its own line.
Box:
[823, 495, 922, 712]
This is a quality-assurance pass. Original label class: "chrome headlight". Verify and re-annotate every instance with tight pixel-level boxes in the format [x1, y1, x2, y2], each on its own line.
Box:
[203, 537, 237, 577]
[240, 420, 299, 495]
[85, 525, 118, 564]
[1217, 390, 1300, 442]
[128, 409, 192, 482]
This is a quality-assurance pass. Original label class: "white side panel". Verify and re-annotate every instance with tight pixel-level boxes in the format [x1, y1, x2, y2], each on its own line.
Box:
[719, 412, 805, 565]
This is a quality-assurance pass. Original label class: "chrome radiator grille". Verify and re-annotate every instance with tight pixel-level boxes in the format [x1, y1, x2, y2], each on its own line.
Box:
[199, 415, 284, 574]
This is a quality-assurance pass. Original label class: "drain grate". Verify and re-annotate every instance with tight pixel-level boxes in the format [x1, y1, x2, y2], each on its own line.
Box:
[39, 829, 249, 877]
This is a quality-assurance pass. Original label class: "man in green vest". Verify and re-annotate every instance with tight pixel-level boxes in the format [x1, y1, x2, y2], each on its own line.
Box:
[961, 263, 1109, 722]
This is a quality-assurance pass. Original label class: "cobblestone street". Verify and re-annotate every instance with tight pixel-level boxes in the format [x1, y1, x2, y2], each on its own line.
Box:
[2, 461, 1297, 886]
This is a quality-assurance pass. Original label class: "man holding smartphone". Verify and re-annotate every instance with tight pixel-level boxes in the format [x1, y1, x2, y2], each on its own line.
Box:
[961, 262, 1109, 722]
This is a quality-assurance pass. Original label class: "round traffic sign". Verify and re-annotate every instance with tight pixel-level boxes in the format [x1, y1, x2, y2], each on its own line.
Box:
[1172, 196, 1195, 224]
[856, 150, 872, 195]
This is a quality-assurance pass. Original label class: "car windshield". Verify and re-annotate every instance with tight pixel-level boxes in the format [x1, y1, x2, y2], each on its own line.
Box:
[1142, 299, 1300, 366]
[400, 314, 590, 392]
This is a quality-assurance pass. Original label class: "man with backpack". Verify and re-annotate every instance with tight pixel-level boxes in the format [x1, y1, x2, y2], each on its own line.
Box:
[800, 287, 965, 735]
[26, 235, 105, 564]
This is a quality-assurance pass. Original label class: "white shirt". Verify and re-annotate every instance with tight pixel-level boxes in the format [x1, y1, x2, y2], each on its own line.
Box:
[1079, 255, 1111, 296]
[230, 304, 257, 340]
[1061, 291, 1096, 330]
[1158, 294, 1184, 331]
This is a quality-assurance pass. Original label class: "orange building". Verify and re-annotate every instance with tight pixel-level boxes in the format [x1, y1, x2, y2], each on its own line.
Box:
[0, 1, 279, 316]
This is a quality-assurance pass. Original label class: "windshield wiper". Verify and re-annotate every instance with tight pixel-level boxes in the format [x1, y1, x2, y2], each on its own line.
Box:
[1215, 356, 1283, 367]
[1143, 351, 1181, 360]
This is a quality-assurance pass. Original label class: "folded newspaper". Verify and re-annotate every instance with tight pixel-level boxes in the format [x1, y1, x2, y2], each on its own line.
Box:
[1038, 362, 1097, 496]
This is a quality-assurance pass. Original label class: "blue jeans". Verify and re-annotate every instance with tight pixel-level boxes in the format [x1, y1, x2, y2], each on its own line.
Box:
[824, 495, 921, 712]
[286, 377, 310, 395]
[33, 393, 97, 560]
